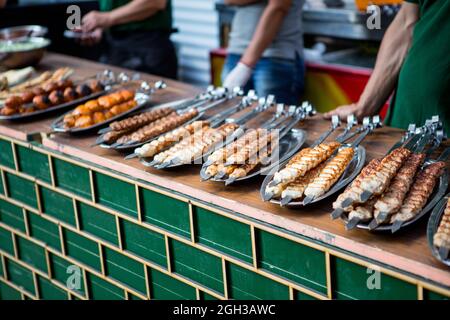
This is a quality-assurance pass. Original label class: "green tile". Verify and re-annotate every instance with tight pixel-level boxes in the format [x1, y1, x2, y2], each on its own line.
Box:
[121, 219, 166, 268]
[88, 273, 125, 300]
[5, 172, 37, 209]
[64, 229, 101, 272]
[40, 186, 75, 226]
[78, 202, 118, 246]
[94, 172, 137, 218]
[0, 256, 3, 278]
[0, 199, 25, 233]
[0, 226, 14, 255]
[0, 139, 15, 169]
[16, 145, 51, 183]
[149, 268, 196, 300]
[227, 263, 289, 300]
[332, 257, 417, 300]
[128, 292, 143, 300]
[0, 281, 22, 300]
[28, 212, 61, 252]
[199, 291, 218, 300]
[194, 206, 252, 264]
[5, 259, 35, 295]
[38, 276, 67, 300]
[424, 289, 449, 300]
[50, 254, 85, 296]
[53, 158, 91, 199]
[257, 230, 327, 294]
[142, 188, 190, 238]
[103, 247, 146, 294]
[17, 237, 47, 273]
[294, 290, 318, 300]
[170, 239, 223, 294]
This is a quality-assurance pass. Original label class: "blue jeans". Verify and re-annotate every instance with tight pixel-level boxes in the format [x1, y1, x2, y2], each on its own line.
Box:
[222, 53, 305, 105]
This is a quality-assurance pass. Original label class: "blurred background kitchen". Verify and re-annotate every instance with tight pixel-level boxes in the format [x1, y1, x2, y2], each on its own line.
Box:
[0, 0, 402, 115]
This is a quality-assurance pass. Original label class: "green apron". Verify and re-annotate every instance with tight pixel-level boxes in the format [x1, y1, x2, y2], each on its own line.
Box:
[98, 0, 172, 32]
[385, 0, 450, 134]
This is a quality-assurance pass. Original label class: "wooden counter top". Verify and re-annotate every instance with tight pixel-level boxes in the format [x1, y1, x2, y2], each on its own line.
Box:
[1, 53, 449, 288]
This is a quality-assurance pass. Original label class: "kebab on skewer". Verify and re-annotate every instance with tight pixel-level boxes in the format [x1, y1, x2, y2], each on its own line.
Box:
[433, 198, 450, 257]
[390, 161, 446, 228]
[372, 153, 425, 225]
[272, 141, 341, 186]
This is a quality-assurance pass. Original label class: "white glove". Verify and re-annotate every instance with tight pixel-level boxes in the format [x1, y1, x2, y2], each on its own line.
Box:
[222, 62, 253, 90]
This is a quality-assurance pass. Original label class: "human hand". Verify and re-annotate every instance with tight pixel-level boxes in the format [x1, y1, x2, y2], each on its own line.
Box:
[323, 103, 364, 120]
[222, 62, 253, 90]
[82, 11, 112, 32]
[79, 28, 103, 46]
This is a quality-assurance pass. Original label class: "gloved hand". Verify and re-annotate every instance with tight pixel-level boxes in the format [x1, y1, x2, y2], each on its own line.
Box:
[222, 62, 253, 90]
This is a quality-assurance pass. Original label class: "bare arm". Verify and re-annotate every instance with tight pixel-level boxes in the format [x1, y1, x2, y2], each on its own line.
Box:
[324, 2, 419, 119]
[82, 0, 167, 32]
[240, 0, 292, 67]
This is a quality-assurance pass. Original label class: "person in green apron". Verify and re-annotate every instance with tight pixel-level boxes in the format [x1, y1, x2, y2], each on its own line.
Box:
[81, 0, 177, 79]
[324, 1, 450, 134]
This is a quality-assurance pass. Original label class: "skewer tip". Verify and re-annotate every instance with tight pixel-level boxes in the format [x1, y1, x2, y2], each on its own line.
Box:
[391, 220, 403, 233]
[438, 247, 449, 260]
[280, 196, 293, 206]
[124, 153, 138, 160]
[368, 219, 379, 230]
[345, 218, 360, 231]
[331, 208, 344, 220]
[341, 198, 354, 208]
[262, 192, 274, 202]
[302, 196, 314, 205]
[360, 190, 372, 203]
[225, 177, 236, 186]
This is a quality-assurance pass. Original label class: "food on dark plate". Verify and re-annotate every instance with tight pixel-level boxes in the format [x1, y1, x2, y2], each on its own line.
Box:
[434, 198, 450, 250]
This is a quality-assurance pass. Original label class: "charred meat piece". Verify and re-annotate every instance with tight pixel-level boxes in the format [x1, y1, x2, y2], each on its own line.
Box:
[109, 107, 174, 132]
[434, 198, 450, 249]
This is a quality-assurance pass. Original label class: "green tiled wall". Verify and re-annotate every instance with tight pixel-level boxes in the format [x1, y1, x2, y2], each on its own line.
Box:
[0, 139, 15, 169]
[256, 230, 327, 294]
[40, 186, 75, 226]
[5, 172, 37, 208]
[5, 259, 35, 295]
[0, 226, 14, 255]
[52, 158, 91, 199]
[16, 236, 47, 273]
[37, 276, 67, 300]
[78, 202, 118, 246]
[149, 268, 196, 300]
[0, 281, 22, 300]
[50, 253, 86, 296]
[103, 247, 146, 294]
[64, 229, 101, 272]
[16, 146, 51, 183]
[170, 239, 224, 294]
[28, 212, 61, 252]
[88, 273, 125, 300]
[194, 206, 253, 264]
[0, 199, 25, 233]
[0, 137, 449, 301]
[331, 257, 417, 300]
[94, 172, 137, 218]
[141, 188, 190, 239]
[121, 219, 167, 268]
[227, 263, 289, 300]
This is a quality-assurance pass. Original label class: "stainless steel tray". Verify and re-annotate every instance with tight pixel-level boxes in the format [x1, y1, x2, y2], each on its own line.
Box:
[344, 161, 449, 233]
[204, 128, 307, 184]
[260, 145, 366, 207]
[427, 193, 450, 267]
[50, 92, 151, 134]
[0, 87, 111, 121]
